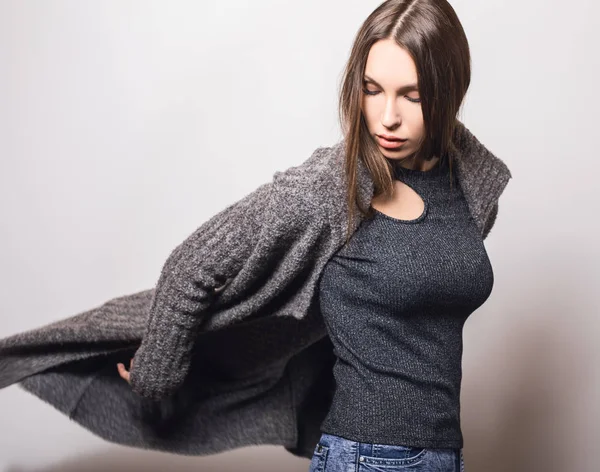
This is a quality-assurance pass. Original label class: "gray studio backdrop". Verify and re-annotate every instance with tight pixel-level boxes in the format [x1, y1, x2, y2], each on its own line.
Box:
[1, 1, 598, 471]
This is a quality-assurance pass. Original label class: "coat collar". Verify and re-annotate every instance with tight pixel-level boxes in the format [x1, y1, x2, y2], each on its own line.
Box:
[338, 120, 512, 235]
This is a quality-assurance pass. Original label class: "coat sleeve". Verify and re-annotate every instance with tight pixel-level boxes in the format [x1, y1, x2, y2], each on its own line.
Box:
[129, 180, 275, 400]
[128, 148, 328, 401]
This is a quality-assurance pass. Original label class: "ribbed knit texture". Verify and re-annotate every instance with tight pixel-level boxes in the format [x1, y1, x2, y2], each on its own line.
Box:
[318, 156, 494, 449]
[128, 181, 276, 400]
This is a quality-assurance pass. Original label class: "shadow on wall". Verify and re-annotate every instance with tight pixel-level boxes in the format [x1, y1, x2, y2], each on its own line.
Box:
[3, 445, 310, 472]
[462, 261, 590, 472]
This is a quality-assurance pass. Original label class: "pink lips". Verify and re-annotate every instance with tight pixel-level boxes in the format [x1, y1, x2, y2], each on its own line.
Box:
[377, 135, 407, 149]
[378, 134, 405, 141]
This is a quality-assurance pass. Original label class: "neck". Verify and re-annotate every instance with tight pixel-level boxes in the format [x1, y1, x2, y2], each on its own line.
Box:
[389, 156, 441, 172]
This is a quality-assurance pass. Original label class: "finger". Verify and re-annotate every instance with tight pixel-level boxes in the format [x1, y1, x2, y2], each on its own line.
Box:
[117, 363, 130, 383]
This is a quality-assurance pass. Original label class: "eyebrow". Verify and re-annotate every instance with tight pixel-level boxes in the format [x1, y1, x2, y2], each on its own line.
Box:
[363, 75, 419, 92]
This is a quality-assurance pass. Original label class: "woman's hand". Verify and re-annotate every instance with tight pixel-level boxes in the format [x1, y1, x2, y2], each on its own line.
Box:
[117, 358, 134, 385]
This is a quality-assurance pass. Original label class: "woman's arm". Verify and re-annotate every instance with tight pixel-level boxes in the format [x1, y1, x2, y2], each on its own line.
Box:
[128, 180, 274, 400]
[126, 145, 331, 401]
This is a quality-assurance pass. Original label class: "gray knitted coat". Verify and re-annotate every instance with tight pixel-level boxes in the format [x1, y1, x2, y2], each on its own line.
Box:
[0, 121, 512, 459]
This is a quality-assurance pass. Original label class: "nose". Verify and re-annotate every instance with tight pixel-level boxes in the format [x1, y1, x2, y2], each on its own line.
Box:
[381, 96, 401, 128]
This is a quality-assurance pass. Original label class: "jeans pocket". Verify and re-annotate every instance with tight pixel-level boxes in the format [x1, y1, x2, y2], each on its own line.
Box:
[309, 442, 330, 472]
[359, 445, 428, 467]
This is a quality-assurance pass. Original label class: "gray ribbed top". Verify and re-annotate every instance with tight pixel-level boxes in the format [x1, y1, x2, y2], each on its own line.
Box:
[317, 156, 495, 449]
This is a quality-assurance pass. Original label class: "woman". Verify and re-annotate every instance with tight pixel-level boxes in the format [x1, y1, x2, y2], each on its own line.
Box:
[1, 0, 510, 470]
[120, 1, 503, 471]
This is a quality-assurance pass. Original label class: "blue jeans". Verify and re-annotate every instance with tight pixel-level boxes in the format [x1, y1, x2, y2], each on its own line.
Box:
[309, 432, 465, 471]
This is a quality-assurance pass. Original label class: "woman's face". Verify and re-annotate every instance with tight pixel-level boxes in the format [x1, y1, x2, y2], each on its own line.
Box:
[361, 39, 426, 166]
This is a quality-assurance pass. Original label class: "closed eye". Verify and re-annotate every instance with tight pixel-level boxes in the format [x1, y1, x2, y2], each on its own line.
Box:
[362, 89, 421, 103]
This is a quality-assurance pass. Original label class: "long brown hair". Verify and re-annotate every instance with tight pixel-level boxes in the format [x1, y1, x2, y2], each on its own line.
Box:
[338, 0, 471, 245]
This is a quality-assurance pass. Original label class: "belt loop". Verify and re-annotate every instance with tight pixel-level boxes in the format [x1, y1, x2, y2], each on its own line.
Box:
[357, 440, 371, 463]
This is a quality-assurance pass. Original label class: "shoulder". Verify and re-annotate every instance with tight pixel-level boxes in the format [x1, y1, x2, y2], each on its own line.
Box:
[270, 141, 345, 213]
[244, 144, 343, 248]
